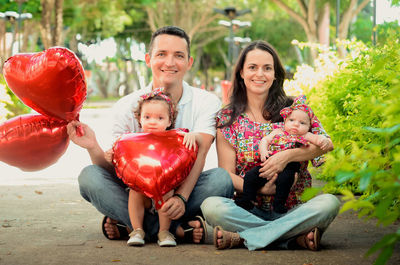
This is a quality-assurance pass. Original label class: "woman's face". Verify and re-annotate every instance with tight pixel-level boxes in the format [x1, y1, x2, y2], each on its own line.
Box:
[140, 100, 171, 133]
[284, 110, 311, 136]
[240, 48, 275, 97]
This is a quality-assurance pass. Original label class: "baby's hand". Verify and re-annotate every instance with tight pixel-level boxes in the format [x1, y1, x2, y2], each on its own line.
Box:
[260, 148, 269, 162]
[317, 135, 331, 151]
[104, 148, 114, 164]
[177, 131, 197, 151]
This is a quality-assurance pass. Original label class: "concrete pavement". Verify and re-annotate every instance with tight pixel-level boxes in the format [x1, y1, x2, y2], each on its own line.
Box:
[1, 107, 399, 265]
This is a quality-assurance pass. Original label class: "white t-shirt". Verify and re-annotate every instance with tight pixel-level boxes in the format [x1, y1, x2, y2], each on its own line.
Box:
[111, 81, 221, 143]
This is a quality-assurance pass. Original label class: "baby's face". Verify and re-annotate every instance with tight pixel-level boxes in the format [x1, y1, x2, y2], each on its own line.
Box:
[140, 100, 171, 133]
[284, 109, 311, 136]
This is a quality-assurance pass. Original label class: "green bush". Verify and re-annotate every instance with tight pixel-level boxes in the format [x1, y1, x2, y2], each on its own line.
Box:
[305, 35, 400, 265]
[0, 75, 31, 121]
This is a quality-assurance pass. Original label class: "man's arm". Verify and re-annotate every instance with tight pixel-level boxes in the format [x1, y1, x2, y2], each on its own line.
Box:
[67, 121, 113, 171]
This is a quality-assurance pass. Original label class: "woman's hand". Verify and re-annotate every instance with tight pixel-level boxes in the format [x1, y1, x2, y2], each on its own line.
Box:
[67, 121, 97, 150]
[258, 174, 277, 195]
[257, 172, 299, 196]
[258, 151, 289, 179]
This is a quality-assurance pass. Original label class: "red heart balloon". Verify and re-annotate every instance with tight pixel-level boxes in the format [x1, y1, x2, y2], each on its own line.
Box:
[112, 130, 198, 209]
[2, 47, 86, 121]
[0, 114, 69, 171]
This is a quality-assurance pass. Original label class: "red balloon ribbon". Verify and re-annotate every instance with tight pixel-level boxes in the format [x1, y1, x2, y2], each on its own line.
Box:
[0, 114, 69, 171]
[112, 130, 198, 209]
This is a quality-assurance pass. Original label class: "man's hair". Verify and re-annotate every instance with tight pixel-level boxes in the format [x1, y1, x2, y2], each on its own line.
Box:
[149, 26, 191, 58]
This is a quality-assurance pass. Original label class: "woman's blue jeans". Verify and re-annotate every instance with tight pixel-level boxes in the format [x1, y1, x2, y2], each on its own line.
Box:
[201, 193, 340, 250]
[78, 165, 234, 241]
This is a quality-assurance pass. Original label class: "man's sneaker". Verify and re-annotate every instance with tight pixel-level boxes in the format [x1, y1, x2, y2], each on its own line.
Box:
[157, 230, 177, 247]
[127, 229, 145, 246]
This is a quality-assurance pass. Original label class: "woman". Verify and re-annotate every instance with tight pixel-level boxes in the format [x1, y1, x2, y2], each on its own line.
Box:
[200, 41, 340, 251]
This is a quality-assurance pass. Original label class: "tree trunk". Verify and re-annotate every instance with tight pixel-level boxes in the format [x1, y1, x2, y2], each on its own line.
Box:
[0, 20, 6, 67]
[53, 0, 64, 46]
[318, 3, 330, 46]
[269, 0, 319, 62]
[40, 0, 53, 49]
[270, 0, 370, 60]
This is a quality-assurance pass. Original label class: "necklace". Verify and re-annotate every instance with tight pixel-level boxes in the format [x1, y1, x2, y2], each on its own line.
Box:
[247, 108, 261, 123]
[247, 108, 269, 123]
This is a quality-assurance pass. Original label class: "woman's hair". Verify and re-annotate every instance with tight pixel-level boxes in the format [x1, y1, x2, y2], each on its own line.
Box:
[218, 40, 292, 128]
[134, 93, 178, 130]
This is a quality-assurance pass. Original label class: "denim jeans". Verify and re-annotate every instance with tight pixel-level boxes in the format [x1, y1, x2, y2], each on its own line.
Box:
[78, 165, 234, 241]
[201, 193, 340, 250]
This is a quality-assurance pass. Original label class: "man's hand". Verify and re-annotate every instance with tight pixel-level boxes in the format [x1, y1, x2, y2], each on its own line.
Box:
[104, 148, 114, 164]
[159, 195, 185, 220]
[67, 121, 97, 150]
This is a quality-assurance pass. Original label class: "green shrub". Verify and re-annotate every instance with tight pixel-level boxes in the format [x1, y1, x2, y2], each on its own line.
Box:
[304, 35, 400, 265]
[0, 75, 31, 121]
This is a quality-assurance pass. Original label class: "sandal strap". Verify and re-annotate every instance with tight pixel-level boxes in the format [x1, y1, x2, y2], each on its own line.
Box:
[229, 232, 242, 248]
[217, 227, 242, 249]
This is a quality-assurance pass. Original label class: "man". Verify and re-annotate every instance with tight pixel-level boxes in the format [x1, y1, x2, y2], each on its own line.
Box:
[67, 26, 234, 243]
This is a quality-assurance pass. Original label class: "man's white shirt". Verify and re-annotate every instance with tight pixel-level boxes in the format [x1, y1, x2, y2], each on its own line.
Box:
[111, 81, 221, 144]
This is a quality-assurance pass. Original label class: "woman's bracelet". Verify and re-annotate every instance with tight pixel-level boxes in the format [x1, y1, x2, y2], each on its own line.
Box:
[173, 193, 187, 206]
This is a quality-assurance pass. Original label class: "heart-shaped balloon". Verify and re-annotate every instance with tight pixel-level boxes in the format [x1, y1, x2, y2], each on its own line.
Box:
[0, 114, 69, 171]
[112, 130, 198, 209]
[2, 47, 86, 121]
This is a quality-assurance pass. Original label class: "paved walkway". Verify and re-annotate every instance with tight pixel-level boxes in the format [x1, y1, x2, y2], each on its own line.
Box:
[1, 107, 399, 265]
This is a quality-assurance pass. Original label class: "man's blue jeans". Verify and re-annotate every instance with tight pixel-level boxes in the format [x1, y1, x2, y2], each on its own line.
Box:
[78, 165, 234, 241]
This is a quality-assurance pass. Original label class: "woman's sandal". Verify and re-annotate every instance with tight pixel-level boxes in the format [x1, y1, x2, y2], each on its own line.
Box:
[178, 215, 207, 244]
[213, 226, 244, 250]
[296, 227, 321, 251]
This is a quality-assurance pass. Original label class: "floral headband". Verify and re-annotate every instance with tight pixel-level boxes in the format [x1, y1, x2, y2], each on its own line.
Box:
[140, 87, 174, 115]
[280, 95, 320, 128]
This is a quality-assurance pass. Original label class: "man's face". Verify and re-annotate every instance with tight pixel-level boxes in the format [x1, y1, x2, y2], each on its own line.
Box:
[145, 34, 193, 89]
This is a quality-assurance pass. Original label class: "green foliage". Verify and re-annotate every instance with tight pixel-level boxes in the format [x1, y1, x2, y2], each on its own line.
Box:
[303, 32, 400, 264]
[0, 75, 30, 120]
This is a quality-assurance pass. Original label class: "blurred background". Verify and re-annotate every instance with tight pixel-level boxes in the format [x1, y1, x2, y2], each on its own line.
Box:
[0, 0, 399, 109]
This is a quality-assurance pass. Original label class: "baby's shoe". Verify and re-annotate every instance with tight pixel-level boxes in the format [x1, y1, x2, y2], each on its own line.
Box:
[157, 230, 177, 247]
[127, 228, 145, 246]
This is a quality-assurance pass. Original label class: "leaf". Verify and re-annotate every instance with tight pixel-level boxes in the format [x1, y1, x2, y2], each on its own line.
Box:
[375, 198, 393, 219]
[340, 200, 357, 213]
[358, 171, 372, 191]
[340, 189, 355, 201]
[301, 187, 322, 201]
[363, 124, 400, 134]
[366, 233, 397, 256]
[373, 246, 394, 265]
[335, 171, 355, 184]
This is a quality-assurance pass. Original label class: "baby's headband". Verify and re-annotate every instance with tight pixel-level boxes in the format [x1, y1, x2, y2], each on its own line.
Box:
[140, 87, 174, 116]
[280, 95, 315, 122]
